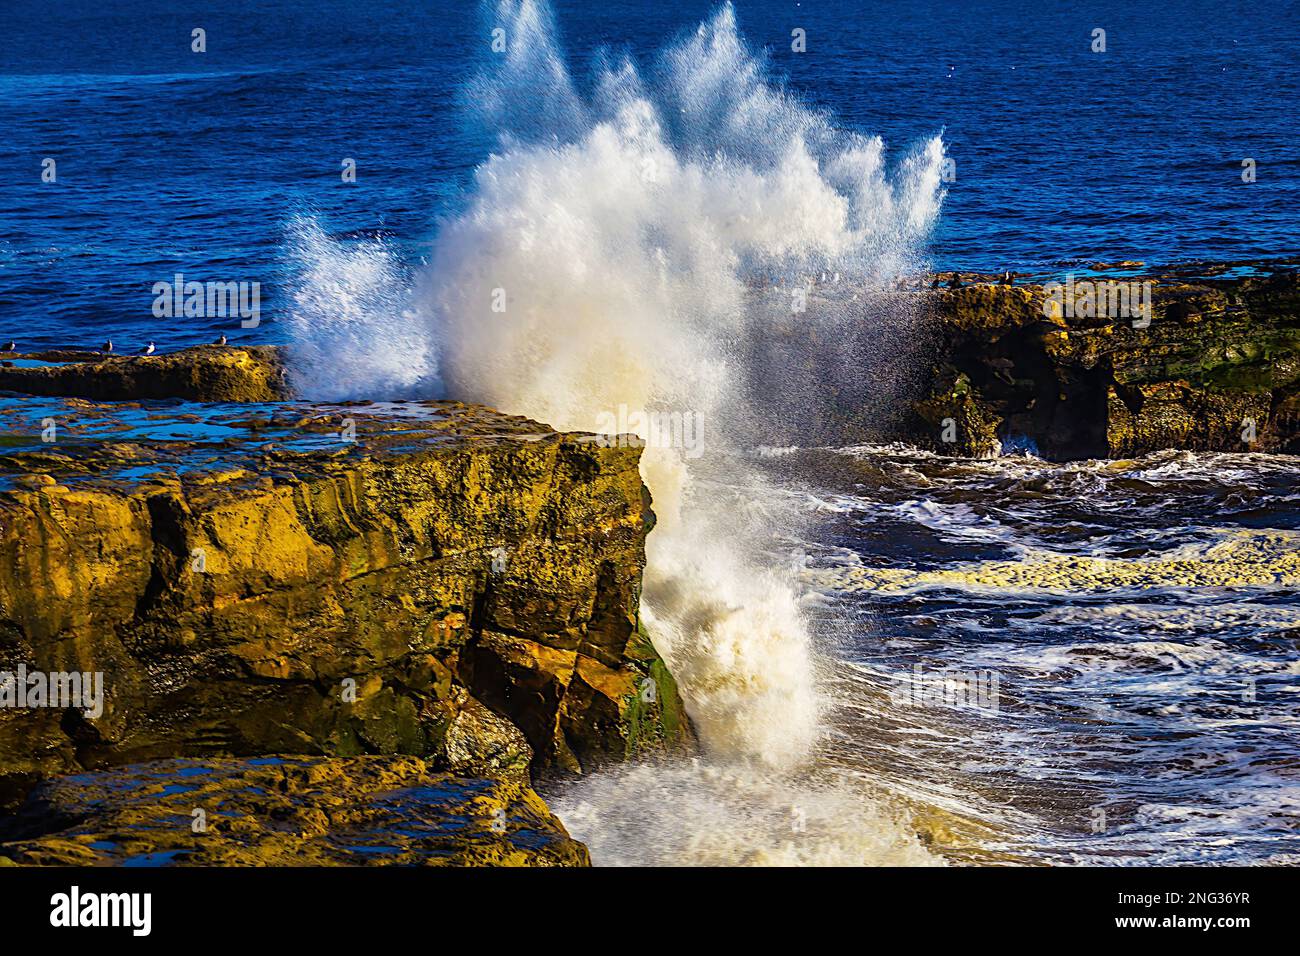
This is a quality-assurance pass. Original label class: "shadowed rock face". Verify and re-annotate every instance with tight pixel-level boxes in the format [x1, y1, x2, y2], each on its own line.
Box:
[909, 263, 1300, 459]
[0, 755, 590, 867]
[0, 395, 690, 810]
[0, 346, 290, 402]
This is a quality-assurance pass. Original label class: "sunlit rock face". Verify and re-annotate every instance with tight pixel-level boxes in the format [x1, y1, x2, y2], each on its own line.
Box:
[0, 395, 689, 810]
[0, 345, 292, 402]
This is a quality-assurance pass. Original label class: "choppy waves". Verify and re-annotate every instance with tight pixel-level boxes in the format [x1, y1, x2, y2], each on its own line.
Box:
[763, 444, 1300, 864]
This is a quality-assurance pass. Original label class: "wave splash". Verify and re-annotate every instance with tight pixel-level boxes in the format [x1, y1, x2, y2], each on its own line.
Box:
[283, 217, 437, 400]
[427, 0, 945, 762]
[289, 0, 947, 864]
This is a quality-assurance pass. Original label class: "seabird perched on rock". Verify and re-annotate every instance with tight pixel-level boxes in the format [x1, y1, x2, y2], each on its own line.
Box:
[947, 273, 963, 289]
[139, 342, 155, 355]
[1, 341, 15, 352]
[1001, 270, 1015, 286]
[215, 334, 227, 346]
[102, 339, 113, 353]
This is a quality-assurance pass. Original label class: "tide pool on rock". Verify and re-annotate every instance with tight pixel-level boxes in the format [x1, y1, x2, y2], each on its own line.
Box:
[0, 755, 589, 867]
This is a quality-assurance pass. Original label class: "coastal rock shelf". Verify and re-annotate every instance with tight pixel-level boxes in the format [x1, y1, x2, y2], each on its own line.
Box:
[0, 392, 691, 818]
[910, 263, 1300, 458]
[0, 345, 290, 403]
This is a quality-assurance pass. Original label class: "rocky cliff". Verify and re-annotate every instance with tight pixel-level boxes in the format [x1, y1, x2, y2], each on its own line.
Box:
[0, 369, 693, 863]
[0, 346, 290, 402]
[909, 262, 1300, 458]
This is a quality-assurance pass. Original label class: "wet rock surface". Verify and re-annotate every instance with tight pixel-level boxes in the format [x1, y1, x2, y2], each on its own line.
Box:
[0, 755, 589, 866]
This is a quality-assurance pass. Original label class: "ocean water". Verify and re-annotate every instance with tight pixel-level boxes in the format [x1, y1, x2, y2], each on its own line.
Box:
[2, 0, 1298, 349]
[770, 446, 1300, 864]
[4, 0, 1299, 867]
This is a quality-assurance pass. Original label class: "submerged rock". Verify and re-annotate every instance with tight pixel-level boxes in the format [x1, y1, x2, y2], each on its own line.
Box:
[0, 395, 690, 808]
[0, 755, 589, 866]
[0, 345, 290, 402]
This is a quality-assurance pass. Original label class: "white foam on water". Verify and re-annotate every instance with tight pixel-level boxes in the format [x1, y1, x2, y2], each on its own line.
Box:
[549, 761, 942, 867]
[420, 0, 944, 768]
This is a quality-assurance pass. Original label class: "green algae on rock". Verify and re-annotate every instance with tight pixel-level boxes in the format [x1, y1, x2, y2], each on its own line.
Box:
[0, 755, 589, 866]
[0, 395, 692, 807]
[620, 622, 696, 760]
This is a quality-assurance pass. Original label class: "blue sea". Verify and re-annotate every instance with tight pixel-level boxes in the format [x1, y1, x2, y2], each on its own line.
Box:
[2, 0, 1298, 350]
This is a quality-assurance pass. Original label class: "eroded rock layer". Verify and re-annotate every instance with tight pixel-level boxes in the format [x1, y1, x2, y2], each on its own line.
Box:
[910, 262, 1300, 458]
[0, 346, 290, 402]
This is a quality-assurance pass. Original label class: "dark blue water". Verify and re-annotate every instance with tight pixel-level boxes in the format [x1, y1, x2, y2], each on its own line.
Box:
[2, 0, 1297, 350]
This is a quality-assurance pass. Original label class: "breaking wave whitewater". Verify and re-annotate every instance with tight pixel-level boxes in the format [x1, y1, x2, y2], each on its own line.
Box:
[286, 0, 947, 864]
[750, 444, 1300, 865]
